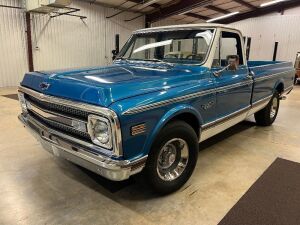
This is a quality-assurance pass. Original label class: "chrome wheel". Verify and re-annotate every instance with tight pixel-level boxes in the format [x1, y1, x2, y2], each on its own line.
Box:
[157, 138, 189, 181]
[270, 97, 278, 118]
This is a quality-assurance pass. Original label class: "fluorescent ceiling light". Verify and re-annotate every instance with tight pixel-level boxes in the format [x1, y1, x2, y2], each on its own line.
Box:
[206, 11, 239, 22]
[137, 0, 161, 10]
[178, 10, 193, 15]
[260, 0, 286, 7]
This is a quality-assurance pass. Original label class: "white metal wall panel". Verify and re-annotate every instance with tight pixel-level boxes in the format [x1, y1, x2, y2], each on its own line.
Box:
[151, 19, 186, 27]
[0, 0, 28, 87]
[33, 0, 144, 71]
[152, 8, 300, 64]
[0, 0, 144, 87]
[230, 8, 300, 63]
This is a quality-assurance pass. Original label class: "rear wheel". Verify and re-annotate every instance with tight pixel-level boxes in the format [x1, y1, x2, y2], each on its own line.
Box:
[144, 121, 199, 194]
[254, 91, 280, 126]
[295, 75, 299, 85]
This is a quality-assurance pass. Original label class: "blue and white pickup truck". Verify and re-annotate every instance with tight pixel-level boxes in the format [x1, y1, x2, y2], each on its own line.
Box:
[18, 24, 294, 194]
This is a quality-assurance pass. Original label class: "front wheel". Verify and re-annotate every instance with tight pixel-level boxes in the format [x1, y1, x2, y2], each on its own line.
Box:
[254, 91, 280, 126]
[144, 121, 199, 194]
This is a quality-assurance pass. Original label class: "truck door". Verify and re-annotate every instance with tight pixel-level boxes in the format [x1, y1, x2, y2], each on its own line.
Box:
[212, 30, 253, 119]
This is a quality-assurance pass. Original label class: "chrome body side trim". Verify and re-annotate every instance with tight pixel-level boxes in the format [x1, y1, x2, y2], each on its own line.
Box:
[255, 70, 295, 82]
[216, 80, 253, 93]
[200, 95, 272, 142]
[202, 105, 251, 130]
[18, 86, 123, 157]
[200, 109, 249, 142]
[123, 88, 216, 115]
[249, 62, 291, 69]
[282, 85, 293, 95]
[247, 95, 272, 117]
[252, 94, 273, 106]
[18, 114, 147, 181]
[123, 80, 253, 115]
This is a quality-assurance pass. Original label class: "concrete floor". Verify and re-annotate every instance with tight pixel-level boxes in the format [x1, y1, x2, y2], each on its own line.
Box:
[1, 86, 300, 225]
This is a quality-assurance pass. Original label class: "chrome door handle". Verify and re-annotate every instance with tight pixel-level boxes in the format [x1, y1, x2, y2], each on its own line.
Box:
[246, 75, 252, 79]
[246, 71, 255, 79]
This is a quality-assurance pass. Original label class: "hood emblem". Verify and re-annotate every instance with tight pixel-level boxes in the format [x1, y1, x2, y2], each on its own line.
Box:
[39, 82, 51, 90]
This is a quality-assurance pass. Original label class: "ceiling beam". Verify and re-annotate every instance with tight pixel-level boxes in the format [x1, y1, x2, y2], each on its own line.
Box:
[231, 0, 257, 10]
[146, 0, 213, 23]
[205, 5, 229, 14]
[77, 0, 141, 13]
[218, 0, 300, 24]
[186, 12, 210, 21]
[127, 0, 161, 8]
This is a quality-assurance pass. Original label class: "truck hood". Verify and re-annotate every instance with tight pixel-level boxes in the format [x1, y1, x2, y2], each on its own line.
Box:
[21, 62, 209, 107]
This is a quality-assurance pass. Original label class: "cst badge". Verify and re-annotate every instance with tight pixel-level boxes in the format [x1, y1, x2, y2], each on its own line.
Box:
[201, 101, 214, 110]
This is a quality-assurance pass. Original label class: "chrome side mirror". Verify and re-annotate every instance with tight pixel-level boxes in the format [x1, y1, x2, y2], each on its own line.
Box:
[213, 55, 239, 77]
[227, 57, 238, 71]
[213, 67, 227, 77]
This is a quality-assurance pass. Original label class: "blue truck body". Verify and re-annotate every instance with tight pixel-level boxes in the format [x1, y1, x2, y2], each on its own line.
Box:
[18, 24, 295, 186]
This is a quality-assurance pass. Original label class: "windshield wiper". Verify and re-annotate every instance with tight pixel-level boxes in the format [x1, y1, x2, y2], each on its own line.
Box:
[116, 58, 174, 66]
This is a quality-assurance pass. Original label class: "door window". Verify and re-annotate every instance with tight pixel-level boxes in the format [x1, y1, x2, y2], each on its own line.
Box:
[219, 31, 244, 67]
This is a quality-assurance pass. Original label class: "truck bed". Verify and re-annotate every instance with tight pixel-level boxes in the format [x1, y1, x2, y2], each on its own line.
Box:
[248, 61, 294, 103]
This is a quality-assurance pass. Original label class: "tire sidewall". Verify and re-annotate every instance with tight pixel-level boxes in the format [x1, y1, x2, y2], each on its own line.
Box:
[268, 91, 280, 124]
[145, 121, 199, 194]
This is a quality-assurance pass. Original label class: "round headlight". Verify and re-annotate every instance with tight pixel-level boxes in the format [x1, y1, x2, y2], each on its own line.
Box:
[94, 120, 109, 144]
[88, 115, 112, 149]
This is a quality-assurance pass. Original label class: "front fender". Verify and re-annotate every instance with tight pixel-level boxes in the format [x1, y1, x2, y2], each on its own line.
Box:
[142, 104, 203, 155]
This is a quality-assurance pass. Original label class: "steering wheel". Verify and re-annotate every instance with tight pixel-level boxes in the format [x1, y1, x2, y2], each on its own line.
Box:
[186, 54, 203, 61]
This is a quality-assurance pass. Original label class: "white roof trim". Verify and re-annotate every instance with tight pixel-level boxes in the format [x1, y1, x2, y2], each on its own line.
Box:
[135, 23, 238, 33]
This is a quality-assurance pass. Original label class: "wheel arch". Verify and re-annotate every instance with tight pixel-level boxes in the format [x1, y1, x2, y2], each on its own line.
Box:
[274, 80, 284, 95]
[143, 104, 203, 155]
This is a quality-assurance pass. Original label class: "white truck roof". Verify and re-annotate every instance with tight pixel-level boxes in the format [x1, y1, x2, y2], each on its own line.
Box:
[134, 23, 239, 33]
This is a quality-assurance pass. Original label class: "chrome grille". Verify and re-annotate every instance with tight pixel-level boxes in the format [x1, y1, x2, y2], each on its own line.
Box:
[24, 93, 91, 142]
[29, 111, 91, 141]
[25, 94, 89, 120]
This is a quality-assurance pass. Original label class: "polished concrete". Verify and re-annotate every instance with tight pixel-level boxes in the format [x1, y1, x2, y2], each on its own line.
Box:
[0, 86, 300, 225]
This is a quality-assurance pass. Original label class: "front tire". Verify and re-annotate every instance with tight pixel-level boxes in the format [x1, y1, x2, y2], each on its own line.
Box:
[144, 121, 199, 194]
[254, 91, 280, 126]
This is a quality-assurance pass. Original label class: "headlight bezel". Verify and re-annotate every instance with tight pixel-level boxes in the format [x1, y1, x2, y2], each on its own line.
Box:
[87, 115, 113, 150]
[18, 92, 28, 113]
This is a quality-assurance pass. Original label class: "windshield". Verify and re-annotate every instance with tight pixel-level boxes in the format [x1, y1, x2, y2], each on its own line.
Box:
[117, 29, 215, 65]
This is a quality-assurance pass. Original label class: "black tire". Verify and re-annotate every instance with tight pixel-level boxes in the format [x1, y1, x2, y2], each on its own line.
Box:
[144, 120, 199, 194]
[254, 91, 280, 126]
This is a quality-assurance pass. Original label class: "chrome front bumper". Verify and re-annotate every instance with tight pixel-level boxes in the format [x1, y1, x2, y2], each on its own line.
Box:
[19, 114, 147, 181]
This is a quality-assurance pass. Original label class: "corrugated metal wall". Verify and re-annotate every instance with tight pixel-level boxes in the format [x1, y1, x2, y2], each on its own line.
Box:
[231, 13, 300, 63]
[33, 1, 144, 71]
[0, 0, 144, 87]
[152, 8, 300, 64]
[151, 19, 186, 27]
[0, 0, 28, 87]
